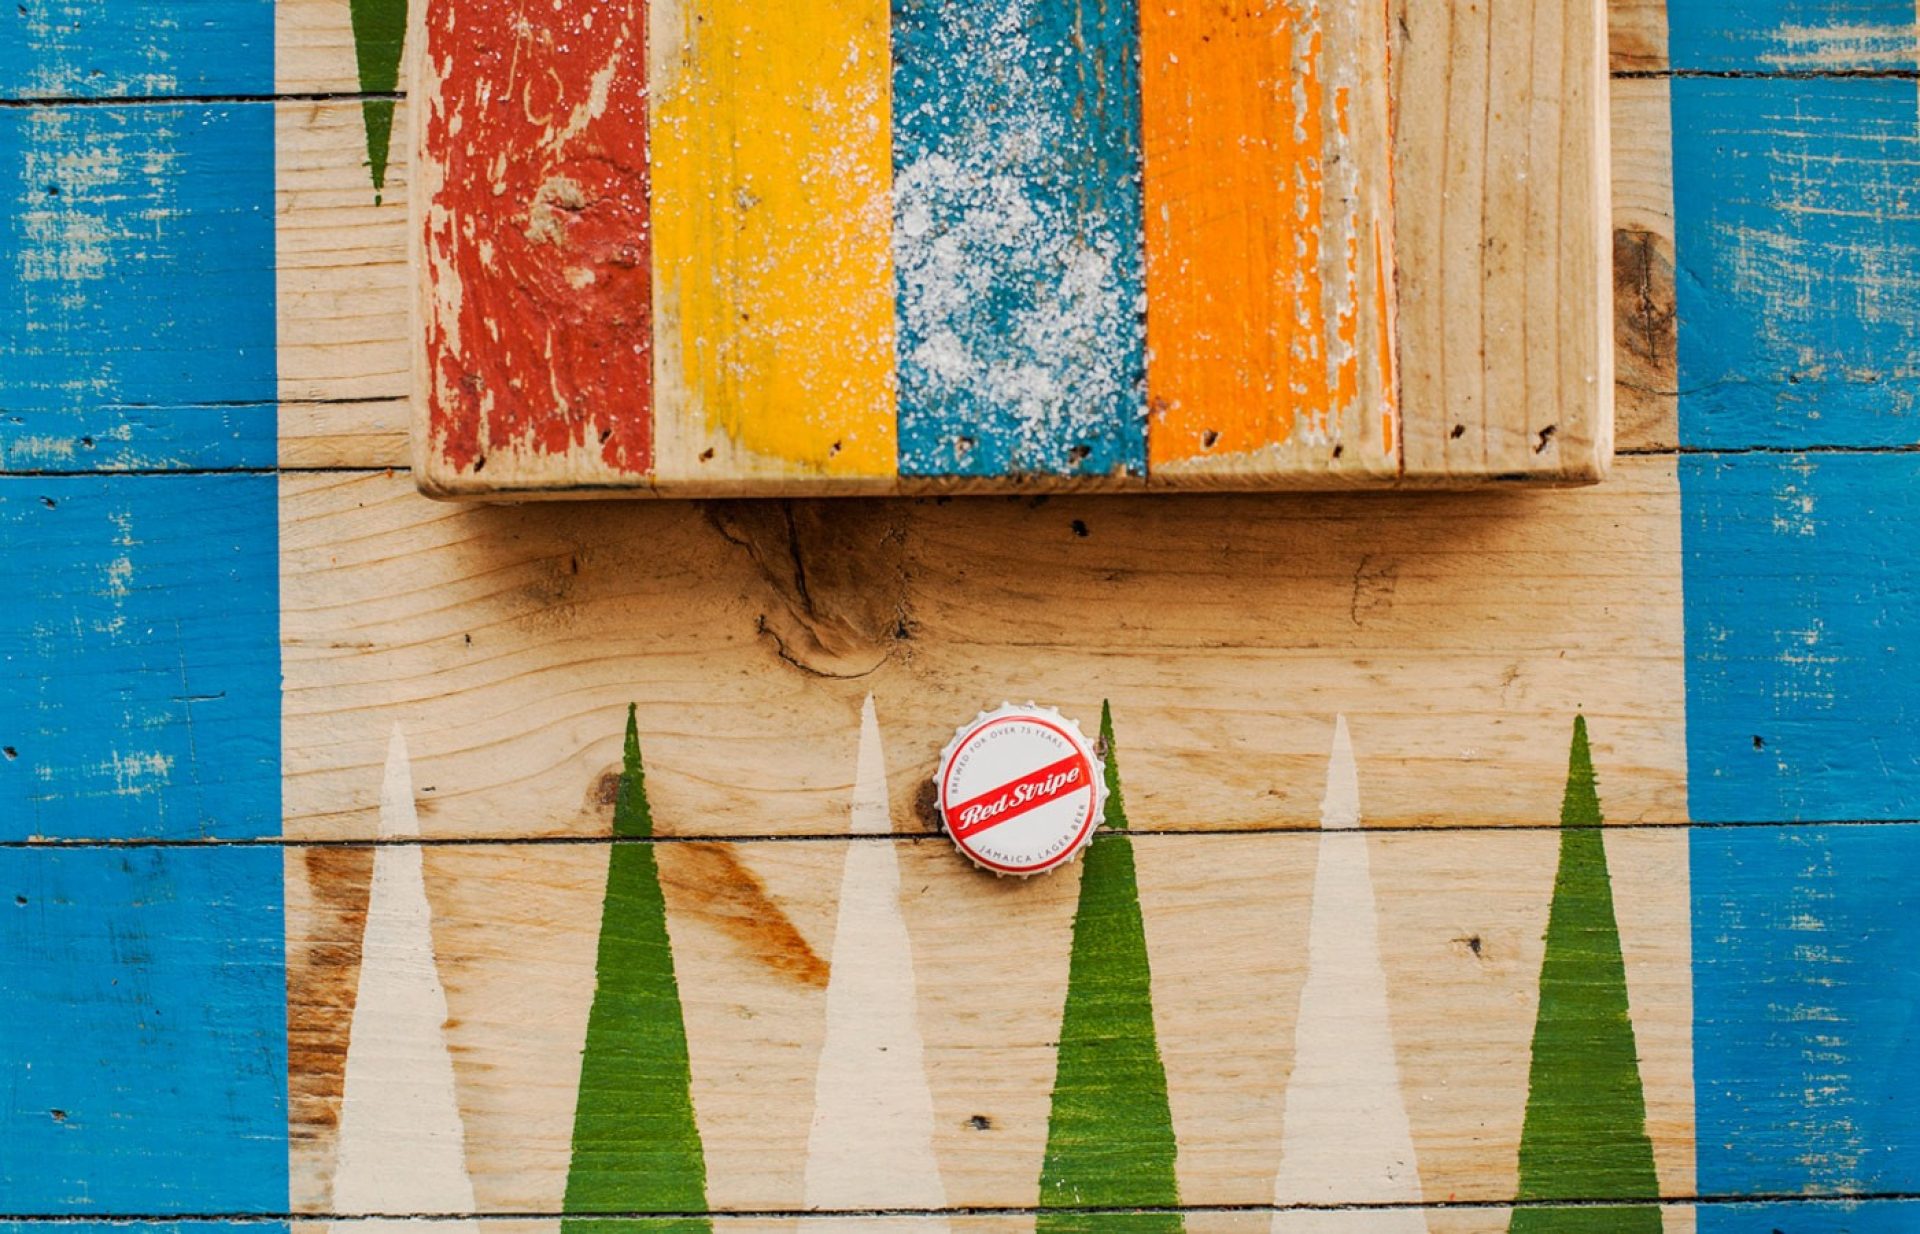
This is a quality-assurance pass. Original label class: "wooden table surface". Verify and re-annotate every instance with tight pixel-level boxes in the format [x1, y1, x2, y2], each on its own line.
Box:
[3, 2, 1918, 1231]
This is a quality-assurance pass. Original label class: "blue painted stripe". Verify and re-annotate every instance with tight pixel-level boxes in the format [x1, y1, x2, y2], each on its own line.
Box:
[1681, 454, 1920, 821]
[1677, 51, 1920, 1200]
[1669, 1, 1917, 72]
[0, 475, 280, 840]
[0, 848, 289, 1211]
[1, 103, 277, 471]
[1671, 78, 1920, 450]
[0, 2, 274, 99]
[891, 0, 1147, 479]
[1702, 1200, 1920, 1233]
[0, 1225, 288, 1234]
[1692, 824, 1920, 1198]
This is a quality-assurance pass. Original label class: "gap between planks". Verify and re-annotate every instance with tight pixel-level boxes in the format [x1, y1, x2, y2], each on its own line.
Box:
[13, 817, 1920, 849]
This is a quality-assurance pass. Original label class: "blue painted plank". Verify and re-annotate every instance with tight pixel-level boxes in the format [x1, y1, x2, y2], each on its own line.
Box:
[0, 474, 279, 840]
[0, 1, 274, 99]
[1701, 1200, 1920, 1233]
[1669, 1, 1917, 72]
[1, 103, 277, 471]
[1671, 78, 1920, 450]
[0, 848, 288, 1211]
[1694, 826, 1920, 1200]
[1681, 453, 1920, 822]
[0, 1225, 288, 1234]
[891, 0, 1147, 479]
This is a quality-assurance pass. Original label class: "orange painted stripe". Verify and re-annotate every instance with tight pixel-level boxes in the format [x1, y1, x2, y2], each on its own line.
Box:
[1143, 2, 1328, 466]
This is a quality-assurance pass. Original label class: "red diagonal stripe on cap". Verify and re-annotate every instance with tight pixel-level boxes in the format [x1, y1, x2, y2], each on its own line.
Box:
[947, 752, 1092, 839]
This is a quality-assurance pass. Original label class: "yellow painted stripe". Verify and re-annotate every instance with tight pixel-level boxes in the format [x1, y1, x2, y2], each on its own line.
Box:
[651, 0, 896, 475]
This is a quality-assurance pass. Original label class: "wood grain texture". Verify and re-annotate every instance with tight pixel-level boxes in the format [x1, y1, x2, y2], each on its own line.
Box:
[16, 6, 1920, 1226]
[1611, 76, 1678, 452]
[1394, 0, 1613, 484]
[274, 826, 1694, 1211]
[278, 0, 419, 96]
[280, 456, 1685, 842]
[1608, 0, 1669, 70]
[278, 99, 411, 416]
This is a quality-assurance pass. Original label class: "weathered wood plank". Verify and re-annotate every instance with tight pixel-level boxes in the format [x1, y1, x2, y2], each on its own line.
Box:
[1611, 76, 1678, 451]
[15, 0, 1675, 95]
[1668, 2, 1918, 72]
[1, 102, 277, 471]
[280, 457, 1686, 841]
[411, 0, 654, 493]
[277, 823, 1697, 1211]
[1, 474, 280, 840]
[1, 65, 1859, 474]
[277, 1210, 1692, 1234]
[1671, 76, 1920, 448]
[1394, 0, 1613, 483]
[0, 846, 288, 1211]
[1140, 0, 1398, 484]
[1692, 822, 1920, 1204]
[0, 1, 272, 99]
[640, 0, 899, 493]
[1681, 454, 1920, 821]
[892, 0, 1147, 483]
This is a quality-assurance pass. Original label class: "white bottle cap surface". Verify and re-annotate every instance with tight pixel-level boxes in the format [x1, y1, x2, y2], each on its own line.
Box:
[935, 703, 1107, 876]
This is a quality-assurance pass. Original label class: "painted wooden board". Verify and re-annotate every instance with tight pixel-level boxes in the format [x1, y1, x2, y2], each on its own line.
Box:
[278, 457, 1688, 841]
[290, 63, 1672, 475]
[12, 4, 1920, 1232]
[250, 736, 1709, 1213]
[408, 0, 1609, 497]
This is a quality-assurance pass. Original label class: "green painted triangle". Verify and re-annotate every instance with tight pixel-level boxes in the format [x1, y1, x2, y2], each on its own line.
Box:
[1034, 702, 1183, 1234]
[350, 0, 407, 203]
[563, 706, 710, 1234]
[1509, 716, 1661, 1233]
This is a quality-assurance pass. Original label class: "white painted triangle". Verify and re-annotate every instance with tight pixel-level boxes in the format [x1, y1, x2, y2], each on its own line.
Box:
[803, 695, 948, 1232]
[330, 725, 480, 1228]
[1271, 715, 1428, 1233]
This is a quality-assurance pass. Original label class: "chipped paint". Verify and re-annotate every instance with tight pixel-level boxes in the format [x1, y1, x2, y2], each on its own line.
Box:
[1669, 5, 1920, 73]
[0, 476, 279, 839]
[1142, 0, 1396, 473]
[649, 0, 896, 479]
[421, 0, 654, 479]
[1672, 78, 1920, 446]
[892, 0, 1146, 479]
[2, 103, 275, 470]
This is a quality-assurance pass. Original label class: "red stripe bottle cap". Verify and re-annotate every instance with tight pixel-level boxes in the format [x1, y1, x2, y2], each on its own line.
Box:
[936, 703, 1107, 876]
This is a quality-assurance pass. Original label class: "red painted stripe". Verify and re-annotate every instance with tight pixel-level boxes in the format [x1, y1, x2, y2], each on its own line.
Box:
[423, 0, 653, 477]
